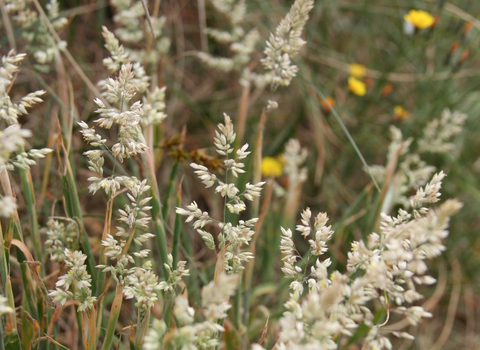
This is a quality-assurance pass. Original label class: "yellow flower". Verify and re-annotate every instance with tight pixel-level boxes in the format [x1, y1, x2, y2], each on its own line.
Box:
[261, 157, 283, 177]
[404, 10, 435, 29]
[394, 105, 409, 120]
[349, 63, 367, 78]
[348, 77, 366, 96]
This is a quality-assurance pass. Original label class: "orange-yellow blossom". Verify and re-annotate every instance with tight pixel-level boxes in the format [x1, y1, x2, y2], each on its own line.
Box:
[261, 157, 283, 177]
[348, 77, 366, 96]
[404, 10, 435, 29]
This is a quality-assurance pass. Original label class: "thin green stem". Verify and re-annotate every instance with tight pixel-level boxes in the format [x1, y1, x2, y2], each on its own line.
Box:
[297, 74, 381, 192]
[18, 169, 44, 275]
[0, 317, 4, 350]
[162, 161, 180, 220]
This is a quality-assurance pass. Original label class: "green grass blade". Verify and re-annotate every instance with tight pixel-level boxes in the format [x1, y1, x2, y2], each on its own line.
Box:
[18, 169, 44, 275]
[138, 131, 169, 278]
[162, 161, 179, 220]
[61, 166, 97, 291]
[3, 330, 21, 350]
[298, 74, 381, 192]
[4, 278, 16, 332]
[145, 161, 169, 278]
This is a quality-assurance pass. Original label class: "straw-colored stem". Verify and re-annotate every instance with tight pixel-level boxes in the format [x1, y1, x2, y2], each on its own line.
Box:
[141, 138, 169, 278]
[368, 144, 403, 233]
[243, 179, 273, 312]
[96, 198, 114, 295]
[171, 185, 182, 267]
[236, 85, 250, 148]
[120, 224, 137, 257]
[101, 284, 124, 350]
[94, 195, 116, 337]
[251, 109, 266, 217]
[197, 0, 208, 52]
[86, 308, 97, 350]
[134, 309, 151, 348]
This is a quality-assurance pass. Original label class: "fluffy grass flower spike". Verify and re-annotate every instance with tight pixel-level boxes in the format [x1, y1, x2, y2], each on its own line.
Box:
[0, 50, 51, 217]
[75, 27, 171, 349]
[270, 173, 461, 349]
[0, 2, 474, 349]
[197, 0, 260, 74]
[5, 0, 67, 71]
[418, 108, 467, 153]
[110, 0, 170, 64]
[49, 249, 97, 311]
[177, 114, 265, 273]
[368, 109, 466, 211]
[144, 274, 240, 349]
[44, 218, 79, 263]
[261, 0, 315, 89]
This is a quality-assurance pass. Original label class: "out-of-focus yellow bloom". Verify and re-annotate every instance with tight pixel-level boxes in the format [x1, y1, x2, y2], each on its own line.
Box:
[261, 157, 282, 177]
[404, 10, 435, 29]
[349, 63, 367, 78]
[394, 105, 409, 120]
[348, 77, 366, 96]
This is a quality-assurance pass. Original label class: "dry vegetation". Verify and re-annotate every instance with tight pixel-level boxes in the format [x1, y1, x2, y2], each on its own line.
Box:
[0, 0, 479, 349]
